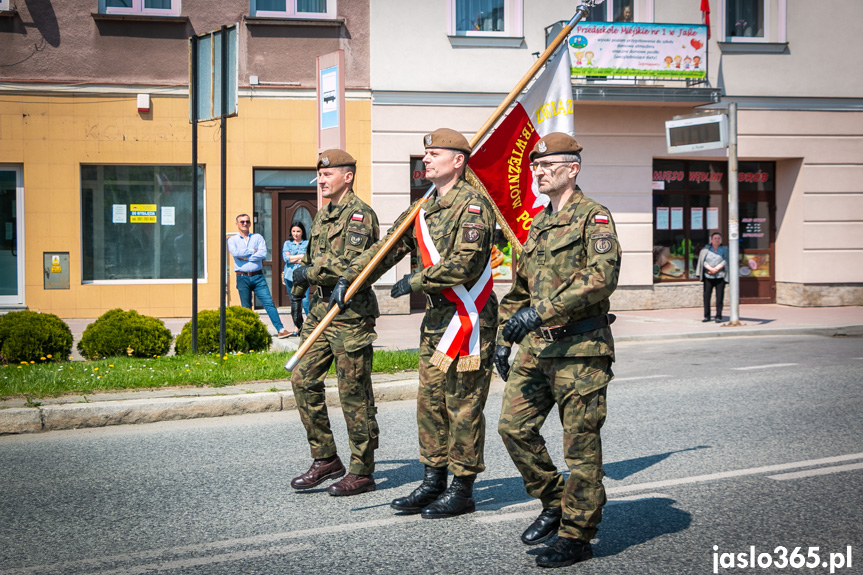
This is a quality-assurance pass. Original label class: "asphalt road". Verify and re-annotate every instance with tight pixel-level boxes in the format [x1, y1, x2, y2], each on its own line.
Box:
[1, 334, 861, 575]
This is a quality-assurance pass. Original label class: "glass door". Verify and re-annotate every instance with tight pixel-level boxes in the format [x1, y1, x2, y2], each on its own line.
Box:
[0, 166, 24, 306]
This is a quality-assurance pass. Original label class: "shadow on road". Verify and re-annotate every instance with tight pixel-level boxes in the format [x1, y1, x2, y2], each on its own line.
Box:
[593, 496, 692, 557]
[604, 445, 711, 480]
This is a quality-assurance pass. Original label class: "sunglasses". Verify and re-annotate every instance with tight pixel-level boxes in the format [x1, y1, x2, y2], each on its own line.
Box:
[238, 220, 251, 224]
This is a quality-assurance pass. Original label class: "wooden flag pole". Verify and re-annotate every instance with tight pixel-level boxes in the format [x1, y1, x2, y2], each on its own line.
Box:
[285, 2, 600, 372]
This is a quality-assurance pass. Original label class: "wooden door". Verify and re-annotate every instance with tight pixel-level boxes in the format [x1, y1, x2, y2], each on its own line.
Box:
[277, 192, 317, 306]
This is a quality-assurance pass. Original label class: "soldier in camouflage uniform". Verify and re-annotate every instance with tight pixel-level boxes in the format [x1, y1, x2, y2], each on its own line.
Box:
[289, 149, 381, 497]
[339, 128, 498, 518]
[495, 133, 621, 568]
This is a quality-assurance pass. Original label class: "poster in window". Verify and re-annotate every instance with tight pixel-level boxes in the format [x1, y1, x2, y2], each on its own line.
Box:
[656, 207, 669, 230]
[112, 204, 127, 224]
[161, 206, 175, 226]
[670, 207, 684, 230]
[706, 207, 719, 230]
[691, 207, 703, 230]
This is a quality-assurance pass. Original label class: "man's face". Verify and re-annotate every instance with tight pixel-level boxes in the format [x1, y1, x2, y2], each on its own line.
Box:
[236, 216, 251, 233]
[422, 148, 462, 184]
[532, 155, 578, 196]
[318, 167, 352, 200]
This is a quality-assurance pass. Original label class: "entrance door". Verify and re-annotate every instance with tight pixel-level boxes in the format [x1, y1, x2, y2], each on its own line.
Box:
[277, 192, 317, 306]
[0, 167, 24, 306]
[738, 190, 775, 303]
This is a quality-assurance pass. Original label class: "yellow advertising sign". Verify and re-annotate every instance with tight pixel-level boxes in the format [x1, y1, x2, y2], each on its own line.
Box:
[130, 204, 157, 223]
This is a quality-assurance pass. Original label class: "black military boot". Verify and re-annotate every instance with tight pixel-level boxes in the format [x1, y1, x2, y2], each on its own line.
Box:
[521, 507, 562, 545]
[420, 474, 476, 519]
[390, 465, 447, 514]
[535, 537, 593, 568]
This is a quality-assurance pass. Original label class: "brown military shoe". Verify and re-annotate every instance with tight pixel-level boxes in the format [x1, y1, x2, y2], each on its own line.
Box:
[290, 456, 345, 490]
[327, 473, 376, 496]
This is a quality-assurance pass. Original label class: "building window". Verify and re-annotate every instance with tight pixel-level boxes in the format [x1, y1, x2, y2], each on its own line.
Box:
[583, 0, 649, 22]
[81, 165, 205, 282]
[449, 0, 523, 37]
[100, 0, 181, 16]
[250, 0, 337, 19]
[0, 0, 10, 11]
[725, 0, 764, 39]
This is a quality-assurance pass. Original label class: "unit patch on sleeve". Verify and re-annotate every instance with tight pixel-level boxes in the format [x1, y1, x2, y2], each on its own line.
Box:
[594, 238, 613, 254]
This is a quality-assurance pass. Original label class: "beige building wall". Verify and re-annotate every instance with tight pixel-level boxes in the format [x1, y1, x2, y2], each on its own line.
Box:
[0, 91, 371, 318]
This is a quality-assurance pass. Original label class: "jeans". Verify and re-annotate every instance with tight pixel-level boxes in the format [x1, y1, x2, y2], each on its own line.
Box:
[284, 278, 310, 315]
[703, 277, 725, 319]
[236, 273, 284, 332]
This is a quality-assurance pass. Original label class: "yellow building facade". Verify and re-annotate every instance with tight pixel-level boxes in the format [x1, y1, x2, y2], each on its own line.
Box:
[0, 92, 372, 318]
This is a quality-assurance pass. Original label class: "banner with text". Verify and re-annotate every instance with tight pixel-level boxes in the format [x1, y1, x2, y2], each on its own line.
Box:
[568, 22, 707, 79]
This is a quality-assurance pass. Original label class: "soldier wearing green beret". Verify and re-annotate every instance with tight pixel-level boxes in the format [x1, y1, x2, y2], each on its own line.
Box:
[338, 128, 498, 519]
[495, 132, 621, 568]
[289, 149, 381, 497]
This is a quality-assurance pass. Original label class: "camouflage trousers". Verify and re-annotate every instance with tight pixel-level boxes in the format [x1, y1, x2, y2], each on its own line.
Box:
[416, 326, 495, 477]
[497, 349, 612, 541]
[291, 317, 379, 476]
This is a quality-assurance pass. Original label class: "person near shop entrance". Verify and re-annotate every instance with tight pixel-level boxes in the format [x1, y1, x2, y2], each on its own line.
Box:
[494, 133, 620, 568]
[227, 214, 290, 339]
[337, 128, 498, 519]
[696, 232, 728, 323]
[288, 149, 381, 497]
[282, 221, 310, 336]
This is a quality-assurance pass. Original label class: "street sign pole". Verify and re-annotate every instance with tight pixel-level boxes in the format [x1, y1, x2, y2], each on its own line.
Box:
[727, 102, 741, 325]
[191, 35, 199, 353]
[218, 25, 229, 357]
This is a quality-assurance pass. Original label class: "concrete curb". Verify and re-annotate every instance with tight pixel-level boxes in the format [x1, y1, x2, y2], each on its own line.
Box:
[2, 324, 859, 435]
[0, 378, 421, 435]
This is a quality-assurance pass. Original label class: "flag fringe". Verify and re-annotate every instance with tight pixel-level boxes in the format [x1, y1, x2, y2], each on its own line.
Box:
[456, 354, 482, 372]
[430, 349, 454, 373]
[466, 167, 523, 255]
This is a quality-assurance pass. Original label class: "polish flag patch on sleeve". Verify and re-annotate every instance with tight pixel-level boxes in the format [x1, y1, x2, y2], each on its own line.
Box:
[468, 204, 482, 214]
[351, 213, 364, 222]
[594, 214, 609, 224]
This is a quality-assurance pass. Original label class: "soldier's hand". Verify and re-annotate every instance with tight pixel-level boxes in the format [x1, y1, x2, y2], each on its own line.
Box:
[390, 273, 414, 298]
[291, 298, 304, 331]
[502, 307, 542, 344]
[328, 277, 351, 313]
[493, 345, 511, 382]
[292, 265, 310, 290]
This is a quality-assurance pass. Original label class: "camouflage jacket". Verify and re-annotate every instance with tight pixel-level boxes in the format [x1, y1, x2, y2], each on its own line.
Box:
[295, 189, 380, 322]
[346, 178, 498, 336]
[498, 187, 620, 359]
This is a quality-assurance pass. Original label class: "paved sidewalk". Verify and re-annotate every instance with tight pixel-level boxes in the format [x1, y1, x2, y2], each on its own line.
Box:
[2, 305, 861, 434]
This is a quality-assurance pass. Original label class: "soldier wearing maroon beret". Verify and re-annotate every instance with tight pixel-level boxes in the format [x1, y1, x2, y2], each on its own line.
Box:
[495, 132, 621, 568]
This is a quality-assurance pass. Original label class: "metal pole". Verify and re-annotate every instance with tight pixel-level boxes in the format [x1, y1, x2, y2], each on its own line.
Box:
[191, 35, 199, 353]
[727, 102, 741, 325]
[219, 26, 228, 357]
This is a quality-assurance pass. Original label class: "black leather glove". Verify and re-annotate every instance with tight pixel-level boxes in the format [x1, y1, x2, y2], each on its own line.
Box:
[502, 307, 542, 344]
[291, 298, 304, 332]
[390, 273, 414, 299]
[493, 345, 512, 382]
[292, 265, 310, 290]
[328, 277, 351, 312]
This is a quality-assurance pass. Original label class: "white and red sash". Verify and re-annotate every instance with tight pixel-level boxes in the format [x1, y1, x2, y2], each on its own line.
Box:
[415, 207, 494, 372]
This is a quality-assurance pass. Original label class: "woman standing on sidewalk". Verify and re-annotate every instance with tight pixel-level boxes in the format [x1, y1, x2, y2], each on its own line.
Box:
[696, 232, 729, 323]
[282, 222, 310, 335]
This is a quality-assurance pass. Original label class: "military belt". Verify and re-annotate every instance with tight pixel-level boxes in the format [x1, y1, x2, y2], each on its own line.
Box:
[425, 294, 455, 308]
[536, 314, 616, 342]
[313, 285, 334, 299]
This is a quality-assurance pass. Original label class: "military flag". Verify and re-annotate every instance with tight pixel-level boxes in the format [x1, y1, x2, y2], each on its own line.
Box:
[467, 47, 575, 247]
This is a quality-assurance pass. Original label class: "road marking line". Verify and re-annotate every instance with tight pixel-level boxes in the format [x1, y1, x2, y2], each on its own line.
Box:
[474, 493, 673, 524]
[732, 363, 798, 370]
[767, 461, 863, 481]
[85, 544, 309, 575]
[612, 375, 669, 382]
[605, 452, 863, 495]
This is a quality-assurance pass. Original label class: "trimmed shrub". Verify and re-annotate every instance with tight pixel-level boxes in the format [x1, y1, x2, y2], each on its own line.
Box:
[175, 306, 272, 355]
[77, 309, 173, 359]
[0, 311, 73, 364]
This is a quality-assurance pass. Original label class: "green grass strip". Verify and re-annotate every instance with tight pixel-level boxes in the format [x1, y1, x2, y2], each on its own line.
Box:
[0, 349, 419, 399]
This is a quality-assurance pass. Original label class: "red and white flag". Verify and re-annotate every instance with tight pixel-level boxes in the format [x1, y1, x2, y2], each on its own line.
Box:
[701, 0, 711, 39]
[468, 47, 575, 245]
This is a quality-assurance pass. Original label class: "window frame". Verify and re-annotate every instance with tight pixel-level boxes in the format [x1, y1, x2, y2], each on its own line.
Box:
[582, 0, 654, 23]
[99, 0, 182, 17]
[250, 0, 337, 20]
[448, 0, 524, 38]
[720, 0, 787, 44]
